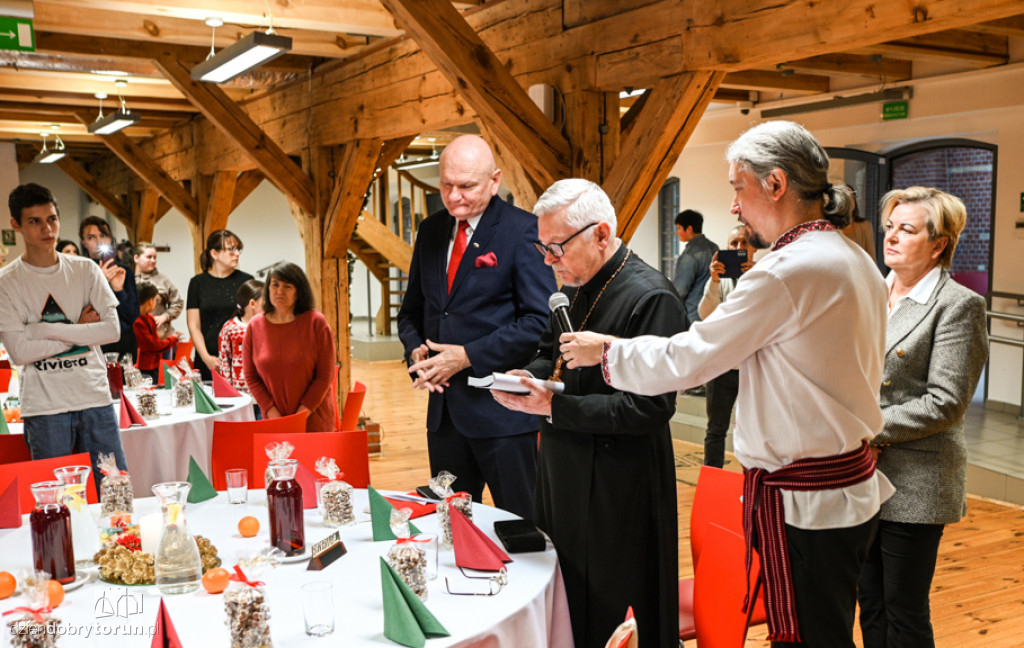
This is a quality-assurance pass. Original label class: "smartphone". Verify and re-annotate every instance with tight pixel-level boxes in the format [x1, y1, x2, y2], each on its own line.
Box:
[415, 485, 441, 500]
[718, 249, 747, 280]
[97, 243, 117, 264]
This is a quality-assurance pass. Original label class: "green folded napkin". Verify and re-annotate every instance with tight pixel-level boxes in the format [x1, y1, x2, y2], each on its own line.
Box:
[369, 486, 421, 541]
[162, 363, 177, 390]
[380, 558, 449, 647]
[0, 413, 9, 434]
[193, 380, 222, 414]
[185, 455, 217, 503]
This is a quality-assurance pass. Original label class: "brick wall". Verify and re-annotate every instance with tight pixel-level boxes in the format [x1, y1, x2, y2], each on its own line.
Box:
[891, 147, 993, 275]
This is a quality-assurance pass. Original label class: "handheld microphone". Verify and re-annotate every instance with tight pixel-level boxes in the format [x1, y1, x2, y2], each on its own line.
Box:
[548, 292, 574, 335]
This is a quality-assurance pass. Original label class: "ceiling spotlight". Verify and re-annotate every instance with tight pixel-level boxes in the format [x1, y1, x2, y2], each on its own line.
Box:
[88, 78, 140, 135]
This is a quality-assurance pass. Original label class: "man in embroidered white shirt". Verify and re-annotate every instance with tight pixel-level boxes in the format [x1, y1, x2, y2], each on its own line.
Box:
[561, 121, 893, 648]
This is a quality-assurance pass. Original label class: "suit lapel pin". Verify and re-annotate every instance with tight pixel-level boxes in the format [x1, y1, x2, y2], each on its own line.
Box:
[472, 242, 479, 248]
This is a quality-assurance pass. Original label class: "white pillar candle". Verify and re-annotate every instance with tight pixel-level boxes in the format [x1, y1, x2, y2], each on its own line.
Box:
[139, 512, 162, 555]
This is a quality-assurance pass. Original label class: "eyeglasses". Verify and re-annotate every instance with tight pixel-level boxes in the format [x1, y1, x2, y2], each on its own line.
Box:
[534, 222, 598, 258]
[444, 567, 508, 596]
[220, 246, 242, 254]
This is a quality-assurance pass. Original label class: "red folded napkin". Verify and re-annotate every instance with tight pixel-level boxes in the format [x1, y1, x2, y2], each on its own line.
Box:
[294, 462, 319, 509]
[382, 494, 436, 519]
[605, 607, 637, 648]
[211, 370, 243, 397]
[119, 392, 147, 428]
[0, 476, 22, 529]
[450, 506, 511, 572]
[151, 599, 183, 648]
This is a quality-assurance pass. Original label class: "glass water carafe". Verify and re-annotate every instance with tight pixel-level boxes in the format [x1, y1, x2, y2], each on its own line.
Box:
[267, 459, 305, 557]
[53, 465, 101, 568]
[152, 482, 202, 595]
[30, 481, 75, 584]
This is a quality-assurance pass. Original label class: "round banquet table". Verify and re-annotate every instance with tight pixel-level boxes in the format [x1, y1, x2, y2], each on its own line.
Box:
[4, 389, 255, 496]
[0, 489, 573, 647]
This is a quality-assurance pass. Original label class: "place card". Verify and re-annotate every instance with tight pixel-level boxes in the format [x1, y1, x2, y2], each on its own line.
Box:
[307, 531, 347, 571]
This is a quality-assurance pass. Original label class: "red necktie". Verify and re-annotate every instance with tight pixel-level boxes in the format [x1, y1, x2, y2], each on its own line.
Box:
[447, 220, 469, 293]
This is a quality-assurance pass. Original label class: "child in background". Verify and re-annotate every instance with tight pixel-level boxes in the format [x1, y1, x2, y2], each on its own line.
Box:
[218, 279, 264, 396]
[133, 281, 178, 383]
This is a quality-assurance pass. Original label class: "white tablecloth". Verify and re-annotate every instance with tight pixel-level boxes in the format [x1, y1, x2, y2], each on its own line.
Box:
[5, 391, 255, 496]
[0, 490, 573, 647]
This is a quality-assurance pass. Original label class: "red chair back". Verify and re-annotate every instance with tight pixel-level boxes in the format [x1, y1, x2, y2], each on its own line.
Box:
[694, 523, 764, 648]
[252, 430, 370, 489]
[210, 412, 309, 490]
[0, 368, 11, 392]
[0, 435, 33, 464]
[1, 452, 98, 514]
[690, 466, 744, 566]
[174, 339, 194, 367]
[340, 381, 367, 431]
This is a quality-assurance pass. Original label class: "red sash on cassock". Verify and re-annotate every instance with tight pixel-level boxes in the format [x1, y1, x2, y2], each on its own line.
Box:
[742, 441, 876, 643]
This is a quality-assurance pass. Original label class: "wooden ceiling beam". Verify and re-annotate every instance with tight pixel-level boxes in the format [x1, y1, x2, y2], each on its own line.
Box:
[153, 55, 315, 215]
[0, 88, 197, 112]
[33, 1, 367, 60]
[202, 170, 237, 239]
[781, 54, 912, 80]
[606, 70, 725, 243]
[230, 169, 265, 213]
[722, 70, 830, 94]
[857, 30, 1008, 67]
[77, 111, 199, 223]
[381, 0, 570, 189]
[53, 156, 132, 227]
[323, 139, 384, 259]
[38, 0, 404, 38]
[962, 15, 1024, 37]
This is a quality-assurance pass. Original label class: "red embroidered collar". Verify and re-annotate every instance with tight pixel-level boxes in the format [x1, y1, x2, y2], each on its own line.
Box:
[771, 219, 837, 251]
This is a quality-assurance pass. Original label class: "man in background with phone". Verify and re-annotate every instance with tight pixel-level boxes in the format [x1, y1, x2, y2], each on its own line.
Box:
[673, 209, 719, 330]
[698, 224, 758, 467]
[80, 216, 139, 361]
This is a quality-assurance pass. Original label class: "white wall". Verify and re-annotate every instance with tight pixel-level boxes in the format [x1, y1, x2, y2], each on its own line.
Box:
[646, 62, 1024, 406]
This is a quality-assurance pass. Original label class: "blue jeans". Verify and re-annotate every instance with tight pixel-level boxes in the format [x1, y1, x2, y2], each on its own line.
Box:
[23, 405, 127, 493]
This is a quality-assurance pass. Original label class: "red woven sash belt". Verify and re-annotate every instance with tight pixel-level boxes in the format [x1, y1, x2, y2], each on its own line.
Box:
[742, 440, 875, 643]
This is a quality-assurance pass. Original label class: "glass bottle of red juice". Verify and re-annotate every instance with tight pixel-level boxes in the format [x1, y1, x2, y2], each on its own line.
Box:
[30, 480, 76, 584]
[267, 459, 304, 556]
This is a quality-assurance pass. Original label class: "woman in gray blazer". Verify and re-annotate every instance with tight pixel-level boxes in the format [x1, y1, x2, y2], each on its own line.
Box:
[858, 187, 989, 647]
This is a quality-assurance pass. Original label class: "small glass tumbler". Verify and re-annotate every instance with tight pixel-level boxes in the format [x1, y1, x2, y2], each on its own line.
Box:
[301, 581, 335, 637]
[419, 534, 438, 581]
[315, 478, 330, 517]
[226, 469, 248, 504]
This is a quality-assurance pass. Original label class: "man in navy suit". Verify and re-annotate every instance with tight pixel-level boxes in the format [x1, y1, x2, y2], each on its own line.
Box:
[398, 135, 555, 519]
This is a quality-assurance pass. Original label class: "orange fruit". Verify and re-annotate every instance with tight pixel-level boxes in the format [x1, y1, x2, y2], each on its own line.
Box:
[201, 567, 230, 594]
[46, 580, 64, 608]
[0, 572, 15, 599]
[238, 516, 260, 538]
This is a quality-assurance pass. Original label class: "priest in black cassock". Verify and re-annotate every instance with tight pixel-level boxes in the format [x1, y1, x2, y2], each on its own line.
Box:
[492, 179, 683, 648]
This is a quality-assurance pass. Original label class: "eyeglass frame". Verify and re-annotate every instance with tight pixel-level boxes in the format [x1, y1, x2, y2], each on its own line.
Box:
[218, 245, 242, 254]
[533, 221, 599, 258]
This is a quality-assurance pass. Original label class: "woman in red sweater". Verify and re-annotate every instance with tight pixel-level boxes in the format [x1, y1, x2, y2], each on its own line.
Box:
[242, 262, 338, 432]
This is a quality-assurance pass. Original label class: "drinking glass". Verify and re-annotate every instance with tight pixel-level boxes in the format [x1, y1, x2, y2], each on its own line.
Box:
[226, 469, 248, 504]
[302, 582, 335, 636]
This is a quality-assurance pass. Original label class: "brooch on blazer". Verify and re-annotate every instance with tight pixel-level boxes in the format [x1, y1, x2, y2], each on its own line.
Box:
[475, 252, 498, 268]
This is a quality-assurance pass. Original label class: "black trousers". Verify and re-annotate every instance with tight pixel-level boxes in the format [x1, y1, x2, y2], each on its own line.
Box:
[857, 519, 945, 648]
[427, 405, 538, 520]
[771, 512, 880, 648]
[703, 368, 739, 468]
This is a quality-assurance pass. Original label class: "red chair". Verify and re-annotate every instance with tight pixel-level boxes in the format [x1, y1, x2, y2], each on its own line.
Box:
[0, 435, 33, 464]
[340, 381, 367, 431]
[210, 412, 309, 490]
[1, 452, 98, 514]
[0, 368, 12, 392]
[174, 339, 194, 368]
[693, 523, 765, 648]
[680, 466, 766, 641]
[252, 430, 370, 489]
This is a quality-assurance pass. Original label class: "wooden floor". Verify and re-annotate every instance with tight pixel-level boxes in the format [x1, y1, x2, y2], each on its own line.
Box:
[355, 359, 1024, 647]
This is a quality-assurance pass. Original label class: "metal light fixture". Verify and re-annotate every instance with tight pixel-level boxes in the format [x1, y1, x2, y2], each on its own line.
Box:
[190, 14, 292, 84]
[88, 79, 140, 135]
[34, 128, 66, 165]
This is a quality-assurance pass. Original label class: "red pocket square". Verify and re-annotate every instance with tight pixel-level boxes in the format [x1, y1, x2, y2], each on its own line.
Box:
[474, 252, 498, 268]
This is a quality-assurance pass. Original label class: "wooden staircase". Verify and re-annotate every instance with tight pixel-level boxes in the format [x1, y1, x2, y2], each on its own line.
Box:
[348, 213, 413, 335]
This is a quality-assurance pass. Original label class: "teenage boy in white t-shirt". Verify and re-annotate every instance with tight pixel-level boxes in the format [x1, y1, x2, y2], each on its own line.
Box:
[0, 183, 127, 489]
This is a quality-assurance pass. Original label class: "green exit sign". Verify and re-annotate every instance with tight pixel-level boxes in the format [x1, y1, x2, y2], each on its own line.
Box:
[0, 16, 33, 52]
[882, 100, 908, 120]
